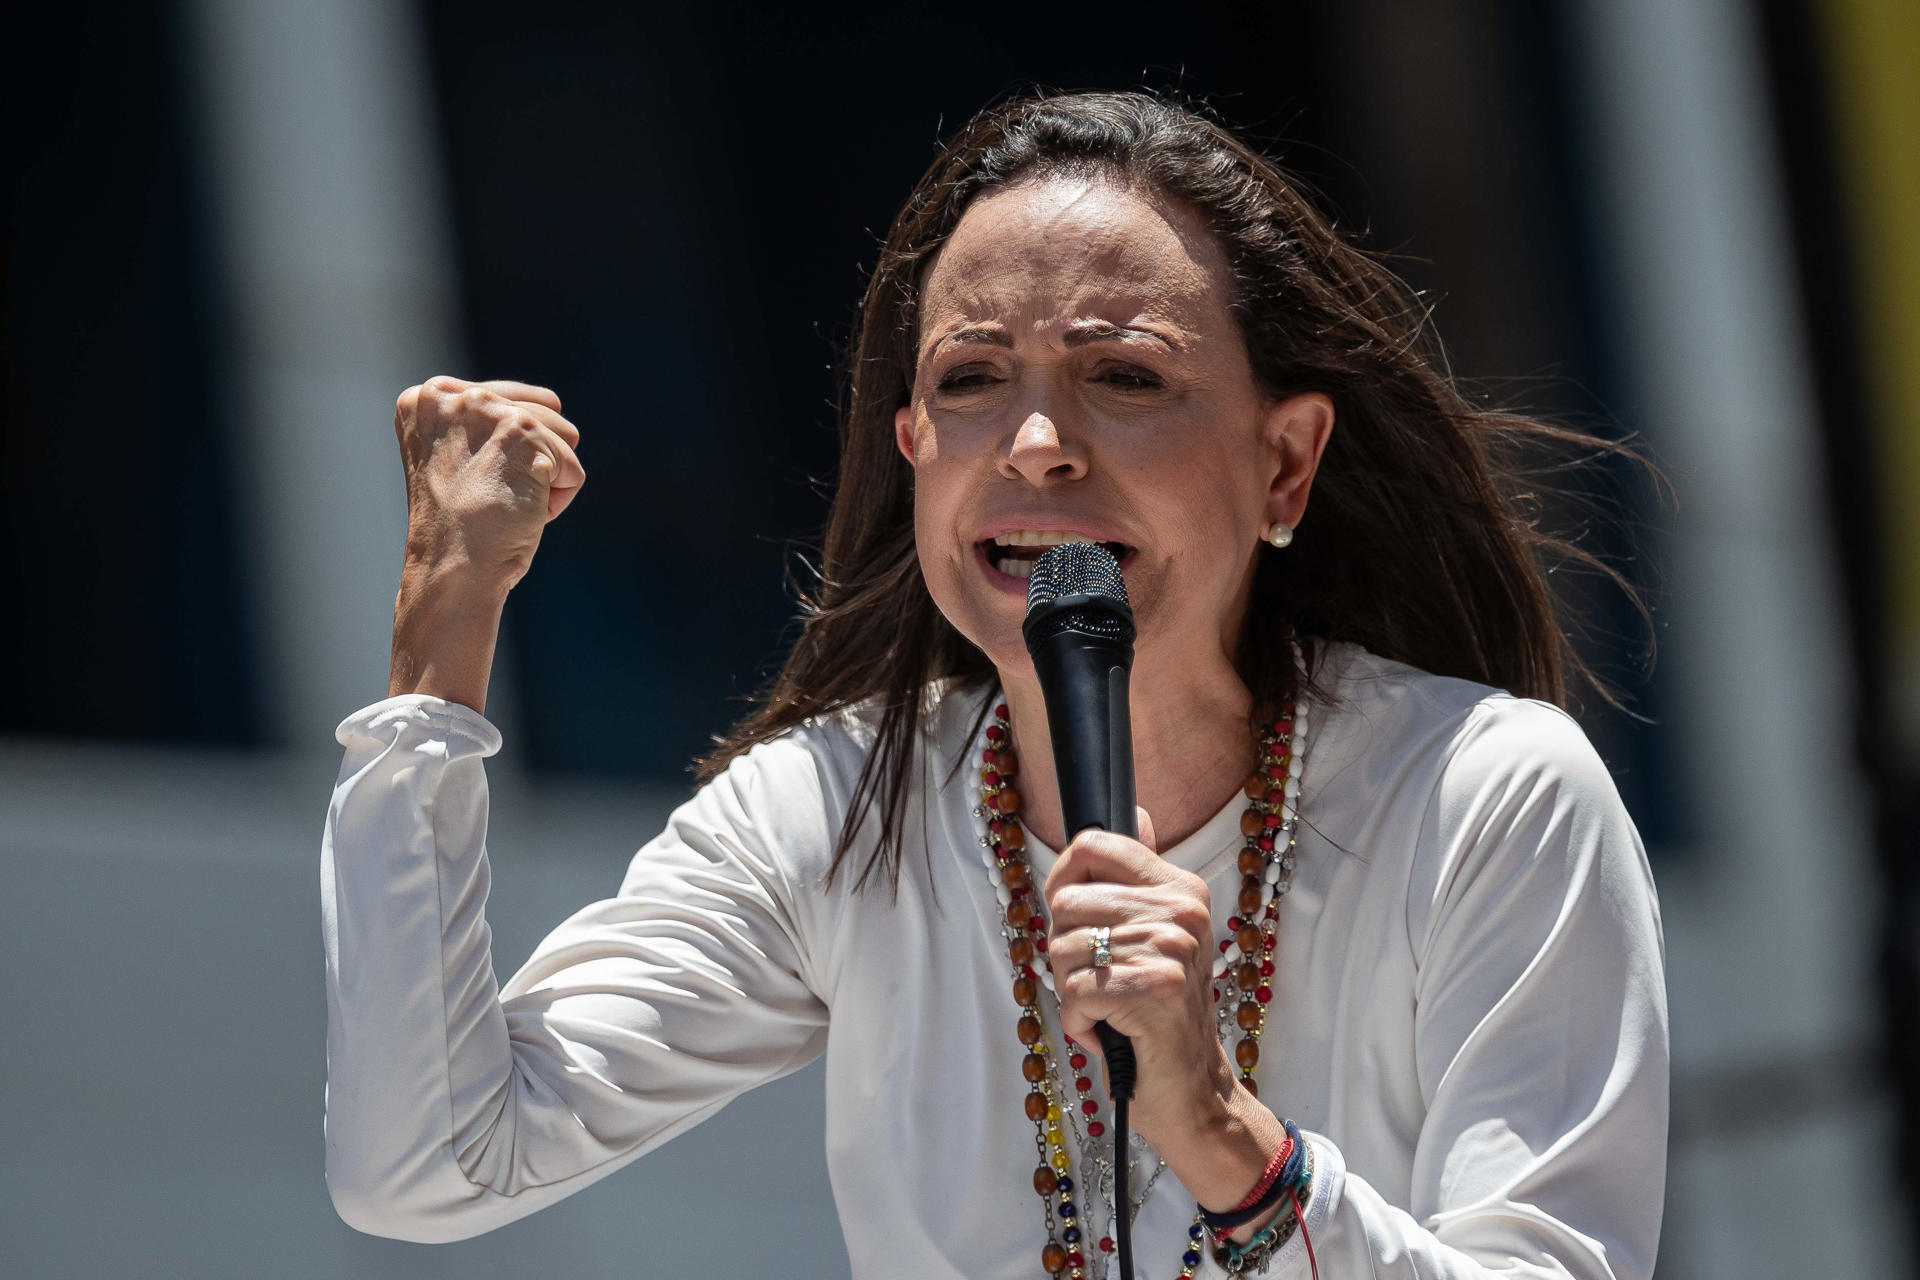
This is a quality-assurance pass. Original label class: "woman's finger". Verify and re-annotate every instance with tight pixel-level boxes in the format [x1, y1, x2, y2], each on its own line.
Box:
[1050, 922, 1152, 998]
[533, 426, 586, 521]
[1043, 829, 1158, 901]
[1046, 880, 1186, 935]
[501, 417, 585, 522]
[516, 419, 583, 490]
[1050, 928, 1147, 1050]
[477, 379, 563, 413]
[1053, 924, 1105, 979]
[501, 396, 582, 448]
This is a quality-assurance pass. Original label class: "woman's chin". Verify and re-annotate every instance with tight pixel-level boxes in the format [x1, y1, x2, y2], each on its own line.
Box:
[933, 593, 1035, 680]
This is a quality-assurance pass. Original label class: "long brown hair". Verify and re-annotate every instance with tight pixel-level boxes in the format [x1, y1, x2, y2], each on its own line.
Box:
[697, 89, 1667, 899]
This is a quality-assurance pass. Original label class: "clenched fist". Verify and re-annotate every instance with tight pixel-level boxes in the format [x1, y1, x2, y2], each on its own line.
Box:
[394, 375, 586, 596]
[384, 376, 585, 712]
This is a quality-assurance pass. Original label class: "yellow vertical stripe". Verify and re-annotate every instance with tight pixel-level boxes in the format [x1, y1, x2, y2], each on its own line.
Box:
[1818, 0, 1920, 752]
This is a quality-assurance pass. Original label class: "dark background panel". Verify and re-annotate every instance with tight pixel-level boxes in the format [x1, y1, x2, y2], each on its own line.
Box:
[0, 2, 261, 748]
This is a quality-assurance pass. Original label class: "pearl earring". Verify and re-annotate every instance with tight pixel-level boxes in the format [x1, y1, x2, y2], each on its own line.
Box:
[1265, 521, 1294, 549]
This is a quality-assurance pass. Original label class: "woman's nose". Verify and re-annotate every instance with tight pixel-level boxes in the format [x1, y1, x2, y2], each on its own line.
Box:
[1001, 411, 1088, 486]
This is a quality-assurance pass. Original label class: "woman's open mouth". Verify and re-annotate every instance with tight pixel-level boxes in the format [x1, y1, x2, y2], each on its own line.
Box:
[976, 532, 1135, 588]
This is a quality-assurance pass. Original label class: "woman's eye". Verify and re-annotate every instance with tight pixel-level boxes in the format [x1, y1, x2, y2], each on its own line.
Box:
[1098, 365, 1164, 390]
[936, 367, 1000, 393]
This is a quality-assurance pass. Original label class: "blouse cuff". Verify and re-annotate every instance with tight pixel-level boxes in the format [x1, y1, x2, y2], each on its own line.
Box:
[333, 693, 504, 759]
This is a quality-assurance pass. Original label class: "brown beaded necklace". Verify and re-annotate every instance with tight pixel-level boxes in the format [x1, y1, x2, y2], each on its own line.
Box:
[972, 635, 1309, 1279]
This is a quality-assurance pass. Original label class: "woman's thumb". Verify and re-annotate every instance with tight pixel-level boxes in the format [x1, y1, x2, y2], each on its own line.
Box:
[1135, 805, 1158, 853]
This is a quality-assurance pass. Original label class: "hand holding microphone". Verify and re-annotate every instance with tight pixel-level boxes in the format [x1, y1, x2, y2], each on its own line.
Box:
[1041, 805, 1230, 1142]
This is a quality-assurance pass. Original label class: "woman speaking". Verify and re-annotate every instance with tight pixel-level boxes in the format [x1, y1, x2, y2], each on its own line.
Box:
[322, 91, 1669, 1279]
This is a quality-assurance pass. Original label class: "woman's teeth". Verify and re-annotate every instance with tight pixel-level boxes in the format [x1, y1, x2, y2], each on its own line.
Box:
[991, 531, 1099, 548]
[985, 531, 1124, 579]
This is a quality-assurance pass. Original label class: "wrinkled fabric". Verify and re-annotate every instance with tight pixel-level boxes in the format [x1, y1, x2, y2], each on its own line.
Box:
[322, 638, 1667, 1279]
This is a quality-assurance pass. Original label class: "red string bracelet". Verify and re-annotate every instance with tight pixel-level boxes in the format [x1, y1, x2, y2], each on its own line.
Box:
[1228, 1134, 1293, 1210]
[1203, 1132, 1294, 1244]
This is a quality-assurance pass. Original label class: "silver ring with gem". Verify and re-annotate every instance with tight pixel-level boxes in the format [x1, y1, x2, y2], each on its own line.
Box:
[1089, 925, 1113, 968]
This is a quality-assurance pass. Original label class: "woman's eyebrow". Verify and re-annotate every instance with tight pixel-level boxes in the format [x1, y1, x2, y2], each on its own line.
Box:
[934, 325, 1013, 353]
[929, 319, 1187, 356]
[1063, 319, 1186, 351]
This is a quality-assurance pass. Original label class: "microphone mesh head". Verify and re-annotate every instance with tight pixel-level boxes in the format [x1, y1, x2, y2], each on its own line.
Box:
[1026, 541, 1130, 612]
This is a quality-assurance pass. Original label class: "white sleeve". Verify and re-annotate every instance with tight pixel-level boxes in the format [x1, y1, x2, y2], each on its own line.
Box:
[1242, 698, 1669, 1280]
[321, 694, 832, 1243]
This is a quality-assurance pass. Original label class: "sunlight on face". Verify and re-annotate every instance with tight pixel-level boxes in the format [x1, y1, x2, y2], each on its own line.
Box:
[893, 173, 1325, 682]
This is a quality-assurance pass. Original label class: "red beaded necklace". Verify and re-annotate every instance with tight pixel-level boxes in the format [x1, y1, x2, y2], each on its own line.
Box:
[973, 636, 1309, 1279]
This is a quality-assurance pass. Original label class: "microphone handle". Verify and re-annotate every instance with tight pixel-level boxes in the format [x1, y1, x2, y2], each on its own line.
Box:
[1030, 630, 1136, 837]
[1028, 628, 1139, 1100]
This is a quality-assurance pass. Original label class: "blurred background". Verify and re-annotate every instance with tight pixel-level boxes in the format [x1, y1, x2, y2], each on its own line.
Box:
[4, 0, 1916, 1275]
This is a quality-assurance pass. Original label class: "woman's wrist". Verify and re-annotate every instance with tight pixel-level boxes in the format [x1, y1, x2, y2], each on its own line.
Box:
[1153, 1062, 1291, 1240]
[388, 560, 508, 713]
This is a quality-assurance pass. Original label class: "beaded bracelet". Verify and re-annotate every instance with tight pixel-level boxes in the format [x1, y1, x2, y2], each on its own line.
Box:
[1212, 1135, 1315, 1277]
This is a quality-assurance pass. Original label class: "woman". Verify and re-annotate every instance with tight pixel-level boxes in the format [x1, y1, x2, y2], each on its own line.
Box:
[324, 91, 1669, 1279]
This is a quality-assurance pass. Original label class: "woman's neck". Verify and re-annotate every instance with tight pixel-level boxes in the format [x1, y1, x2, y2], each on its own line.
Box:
[999, 650, 1257, 854]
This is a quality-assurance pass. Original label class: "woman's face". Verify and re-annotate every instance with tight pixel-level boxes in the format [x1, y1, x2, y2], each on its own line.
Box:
[894, 173, 1332, 684]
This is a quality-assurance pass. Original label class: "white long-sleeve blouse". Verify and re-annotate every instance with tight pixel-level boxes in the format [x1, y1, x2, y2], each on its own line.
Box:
[321, 637, 1669, 1279]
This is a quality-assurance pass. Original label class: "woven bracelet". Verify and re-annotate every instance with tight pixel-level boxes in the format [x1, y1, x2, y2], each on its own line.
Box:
[1198, 1118, 1307, 1240]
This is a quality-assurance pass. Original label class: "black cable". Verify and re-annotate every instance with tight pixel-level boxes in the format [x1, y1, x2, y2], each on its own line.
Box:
[1095, 1023, 1137, 1280]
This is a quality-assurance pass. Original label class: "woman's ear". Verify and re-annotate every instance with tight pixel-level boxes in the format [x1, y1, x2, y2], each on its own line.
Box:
[1262, 392, 1335, 530]
[894, 405, 916, 466]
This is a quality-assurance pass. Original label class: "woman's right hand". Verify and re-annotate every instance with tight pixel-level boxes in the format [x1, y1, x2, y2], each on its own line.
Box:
[394, 375, 586, 596]
[385, 375, 585, 712]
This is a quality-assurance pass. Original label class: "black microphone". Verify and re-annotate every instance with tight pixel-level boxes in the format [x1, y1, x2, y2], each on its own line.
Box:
[1022, 540, 1141, 1280]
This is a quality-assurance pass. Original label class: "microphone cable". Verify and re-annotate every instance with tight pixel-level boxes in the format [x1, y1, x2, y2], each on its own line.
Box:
[1095, 1024, 1138, 1280]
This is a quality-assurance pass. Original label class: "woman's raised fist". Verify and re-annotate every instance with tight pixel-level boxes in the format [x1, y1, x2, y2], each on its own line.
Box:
[392, 375, 585, 594]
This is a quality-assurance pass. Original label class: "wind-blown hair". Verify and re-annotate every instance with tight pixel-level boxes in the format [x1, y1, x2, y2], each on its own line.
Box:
[697, 89, 1665, 899]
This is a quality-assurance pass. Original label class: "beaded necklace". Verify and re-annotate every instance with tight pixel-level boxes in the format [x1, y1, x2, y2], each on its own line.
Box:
[972, 635, 1310, 1279]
